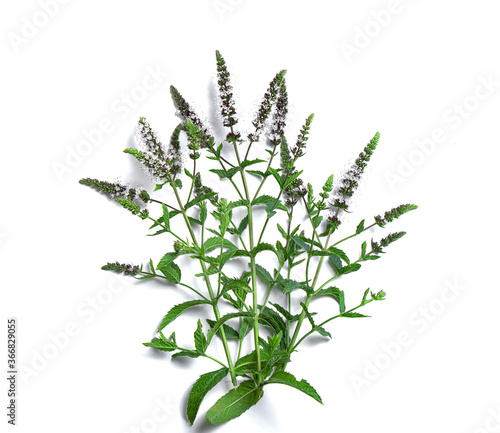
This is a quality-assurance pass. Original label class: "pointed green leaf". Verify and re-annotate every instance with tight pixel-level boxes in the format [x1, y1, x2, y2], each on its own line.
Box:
[313, 287, 345, 313]
[328, 246, 350, 264]
[264, 371, 322, 404]
[194, 320, 208, 354]
[162, 204, 170, 230]
[157, 252, 179, 269]
[142, 336, 177, 352]
[158, 262, 181, 284]
[341, 312, 370, 318]
[187, 367, 228, 425]
[356, 219, 365, 234]
[206, 381, 264, 425]
[158, 300, 212, 331]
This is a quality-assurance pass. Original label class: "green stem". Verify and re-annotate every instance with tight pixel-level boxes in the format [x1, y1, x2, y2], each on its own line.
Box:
[232, 141, 262, 384]
[186, 159, 196, 204]
[288, 227, 334, 350]
[171, 182, 237, 386]
[332, 222, 377, 246]
[292, 299, 374, 351]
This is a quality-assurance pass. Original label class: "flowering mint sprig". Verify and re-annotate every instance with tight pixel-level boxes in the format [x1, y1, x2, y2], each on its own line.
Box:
[80, 51, 417, 426]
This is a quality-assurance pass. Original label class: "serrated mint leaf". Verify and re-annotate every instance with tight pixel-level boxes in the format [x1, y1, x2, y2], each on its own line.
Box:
[264, 371, 322, 404]
[187, 367, 228, 425]
[328, 246, 350, 264]
[158, 300, 211, 332]
[158, 262, 181, 284]
[157, 252, 179, 269]
[143, 336, 176, 352]
[194, 319, 208, 354]
[313, 287, 345, 313]
[341, 312, 370, 318]
[206, 381, 264, 425]
[356, 219, 365, 234]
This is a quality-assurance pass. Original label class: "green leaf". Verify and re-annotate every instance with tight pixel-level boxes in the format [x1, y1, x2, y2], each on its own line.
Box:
[199, 202, 207, 225]
[361, 241, 367, 258]
[356, 219, 365, 234]
[172, 350, 200, 359]
[283, 170, 303, 190]
[158, 262, 181, 284]
[329, 254, 342, 273]
[158, 300, 212, 331]
[264, 371, 322, 404]
[206, 319, 240, 340]
[246, 169, 268, 178]
[187, 368, 228, 425]
[280, 279, 307, 294]
[268, 167, 283, 187]
[328, 246, 350, 264]
[270, 302, 300, 322]
[342, 312, 370, 318]
[255, 264, 273, 284]
[206, 381, 264, 425]
[291, 236, 311, 252]
[313, 287, 345, 313]
[203, 237, 238, 253]
[228, 199, 249, 210]
[316, 326, 332, 339]
[209, 169, 229, 179]
[250, 243, 276, 257]
[142, 336, 177, 352]
[185, 193, 217, 210]
[156, 252, 179, 269]
[221, 278, 252, 295]
[312, 215, 323, 229]
[234, 351, 261, 375]
[154, 182, 167, 191]
[194, 320, 208, 354]
[241, 158, 266, 168]
[207, 312, 254, 343]
[162, 204, 170, 230]
[339, 263, 362, 275]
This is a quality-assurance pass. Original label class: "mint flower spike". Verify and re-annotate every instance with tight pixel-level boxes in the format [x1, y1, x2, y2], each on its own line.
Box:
[328, 132, 380, 228]
[135, 117, 165, 158]
[170, 85, 213, 149]
[193, 172, 218, 205]
[268, 80, 288, 145]
[215, 50, 240, 142]
[375, 204, 418, 228]
[293, 113, 314, 158]
[248, 69, 287, 142]
[126, 119, 184, 180]
[281, 136, 306, 207]
[79, 178, 141, 201]
[102, 261, 141, 275]
[371, 231, 407, 254]
[115, 198, 149, 220]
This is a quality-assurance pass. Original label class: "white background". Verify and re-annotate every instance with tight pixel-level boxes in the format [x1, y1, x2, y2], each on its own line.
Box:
[2, 1, 500, 432]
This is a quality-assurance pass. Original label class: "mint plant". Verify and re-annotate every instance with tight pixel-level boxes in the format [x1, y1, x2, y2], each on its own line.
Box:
[80, 51, 417, 425]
